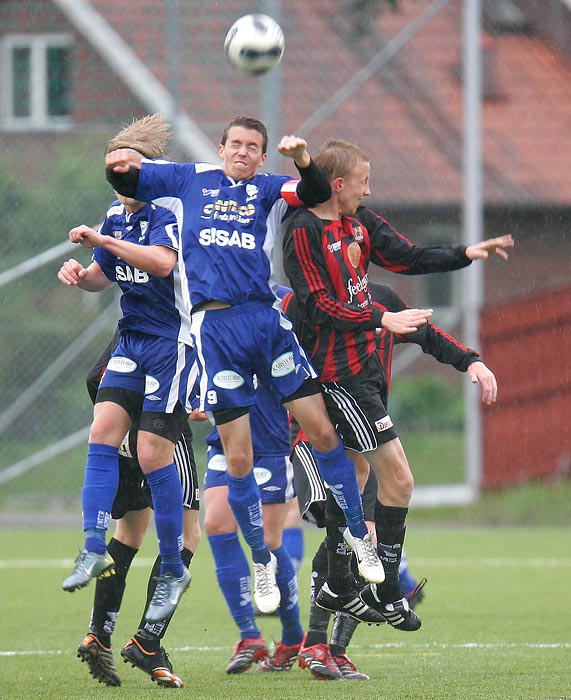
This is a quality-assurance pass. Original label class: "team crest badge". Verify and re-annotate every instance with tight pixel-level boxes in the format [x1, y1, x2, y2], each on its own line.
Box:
[246, 184, 259, 200]
[352, 224, 364, 242]
[112, 230, 122, 239]
[347, 241, 361, 268]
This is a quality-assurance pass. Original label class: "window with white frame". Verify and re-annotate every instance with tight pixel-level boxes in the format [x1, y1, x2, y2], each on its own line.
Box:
[1, 34, 73, 129]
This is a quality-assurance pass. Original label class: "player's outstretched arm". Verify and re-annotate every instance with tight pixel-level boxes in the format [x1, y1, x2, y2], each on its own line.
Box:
[467, 361, 498, 405]
[278, 136, 331, 206]
[105, 148, 143, 173]
[69, 224, 177, 278]
[57, 258, 112, 292]
[69, 224, 104, 248]
[277, 135, 310, 168]
[381, 308, 433, 334]
[465, 234, 514, 261]
[105, 148, 143, 198]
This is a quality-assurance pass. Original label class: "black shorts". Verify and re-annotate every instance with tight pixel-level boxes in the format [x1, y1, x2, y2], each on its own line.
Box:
[173, 425, 201, 512]
[111, 453, 153, 519]
[111, 423, 200, 519]
[96, 385, 189, 444]
[321, 353, 398, 452]
[291, 438, 327, 526]
[292, 438, 378, 527]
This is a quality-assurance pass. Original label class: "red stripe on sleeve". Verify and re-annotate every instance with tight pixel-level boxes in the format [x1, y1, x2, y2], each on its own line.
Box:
[281, 180, 302, 207]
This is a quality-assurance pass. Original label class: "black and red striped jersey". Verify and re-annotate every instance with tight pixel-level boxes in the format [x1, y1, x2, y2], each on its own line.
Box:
[282, 282, 480, 407]
[282, 206, 471, 382]
[356, 207, 471, 274]
[284, 281, 479, 447]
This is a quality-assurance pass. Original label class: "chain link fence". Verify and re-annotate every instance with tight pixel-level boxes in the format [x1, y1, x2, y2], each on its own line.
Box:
[0, 0, 490, 515]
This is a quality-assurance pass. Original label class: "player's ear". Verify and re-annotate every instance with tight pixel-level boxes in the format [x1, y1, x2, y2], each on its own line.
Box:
[333, 176, 344, 193]
[218, 143, 225, 158]
[259, 152, 268, 166]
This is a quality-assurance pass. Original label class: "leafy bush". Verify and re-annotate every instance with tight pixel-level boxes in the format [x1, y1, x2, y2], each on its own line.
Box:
[0, 133, 113, 269]
[390, 373, 464, 432]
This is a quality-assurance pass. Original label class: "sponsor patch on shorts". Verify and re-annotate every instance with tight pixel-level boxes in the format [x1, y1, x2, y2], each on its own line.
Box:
[107, 356, 137, 373]
[208, 453, 227, 472]
[375, 415, 394, 432]
[253, 467, 272, 485]
[145, 375, 160, 394]
[271, 352, 295, 377]
[213, 370, 245, 389]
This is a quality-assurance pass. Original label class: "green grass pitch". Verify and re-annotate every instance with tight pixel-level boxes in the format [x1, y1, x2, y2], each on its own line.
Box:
[1, 525, 569, 700]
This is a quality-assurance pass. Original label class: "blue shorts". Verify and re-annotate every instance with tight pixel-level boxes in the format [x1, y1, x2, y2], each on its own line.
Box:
[203, 445, 296, 504]
[99, 330, 198, 414]
[191, 301, 316, 412]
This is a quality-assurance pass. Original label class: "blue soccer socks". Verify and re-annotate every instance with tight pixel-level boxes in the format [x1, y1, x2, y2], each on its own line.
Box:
[146, 463, 184, 578]
[273, 545, 304, 646]
[209, 532, 260, 639]
[226, 471, 270, 565]
[312, 442, 367, 539]
[282, 527, 304, 573]
[82, 443, 119, 554]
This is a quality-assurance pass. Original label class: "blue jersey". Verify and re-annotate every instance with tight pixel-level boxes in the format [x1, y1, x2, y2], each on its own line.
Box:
[205, 382, 290, 457]
[93, 200, 191, 343]
[136, 161, 294, 308]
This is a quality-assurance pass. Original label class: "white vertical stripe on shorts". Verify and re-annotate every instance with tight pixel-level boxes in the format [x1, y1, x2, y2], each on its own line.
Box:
[295, 440, 327, 512]
[322, 383, 378, 452]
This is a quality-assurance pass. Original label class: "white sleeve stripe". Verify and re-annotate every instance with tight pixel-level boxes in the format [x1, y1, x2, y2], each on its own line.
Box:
[281, 179, 299, 193]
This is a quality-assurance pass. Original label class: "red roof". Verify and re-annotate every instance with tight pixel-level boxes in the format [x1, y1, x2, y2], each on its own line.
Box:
[86, 0, 571, 206]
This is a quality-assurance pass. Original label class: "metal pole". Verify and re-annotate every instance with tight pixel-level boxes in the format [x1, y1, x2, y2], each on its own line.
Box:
[296, 0, 450, 139]
[462, 0, 484, 499]
[261, 0, 282, 171]
[166, 0, 181, 159]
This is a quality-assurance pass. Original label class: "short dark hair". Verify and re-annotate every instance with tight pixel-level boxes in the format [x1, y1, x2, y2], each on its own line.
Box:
[221, 116, 268, 153]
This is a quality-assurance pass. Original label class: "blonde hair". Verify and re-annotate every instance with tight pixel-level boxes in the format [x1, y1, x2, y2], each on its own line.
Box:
[314, 139, 369, 181]
[105, 113, 172, 159]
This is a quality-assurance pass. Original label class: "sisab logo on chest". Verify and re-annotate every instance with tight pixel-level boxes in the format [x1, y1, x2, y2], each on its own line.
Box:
[198, 227, 256, 249]
[116, 266, 149, 284]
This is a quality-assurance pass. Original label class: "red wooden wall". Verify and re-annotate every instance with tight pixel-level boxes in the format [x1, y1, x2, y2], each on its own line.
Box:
[481, 286, 571, 488]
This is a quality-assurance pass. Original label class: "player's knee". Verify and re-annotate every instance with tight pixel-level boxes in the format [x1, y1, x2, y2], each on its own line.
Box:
[396, 468, 414, 501]
[88, 424, 107, 444]
[374, 455, 414, 505]
[136, 434, 175, 471]
[114, 518, 147, 549]
[301, 419, 339, 452]
[224, 450, 254, 476]
[382, 470, 413, 504]
[203, 512, 232, 537]
[88, 423, 122, 446]
[393, 451, 414, 497]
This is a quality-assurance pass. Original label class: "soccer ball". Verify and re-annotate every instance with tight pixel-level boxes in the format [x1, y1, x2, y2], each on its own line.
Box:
[224, 14, 285, 75]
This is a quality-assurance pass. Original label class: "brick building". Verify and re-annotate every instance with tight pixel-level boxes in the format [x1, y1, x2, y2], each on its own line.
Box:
[1, 0, 569, 488]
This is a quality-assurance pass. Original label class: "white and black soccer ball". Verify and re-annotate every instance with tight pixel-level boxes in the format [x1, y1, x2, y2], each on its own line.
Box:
[224, 14, 285, 75]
